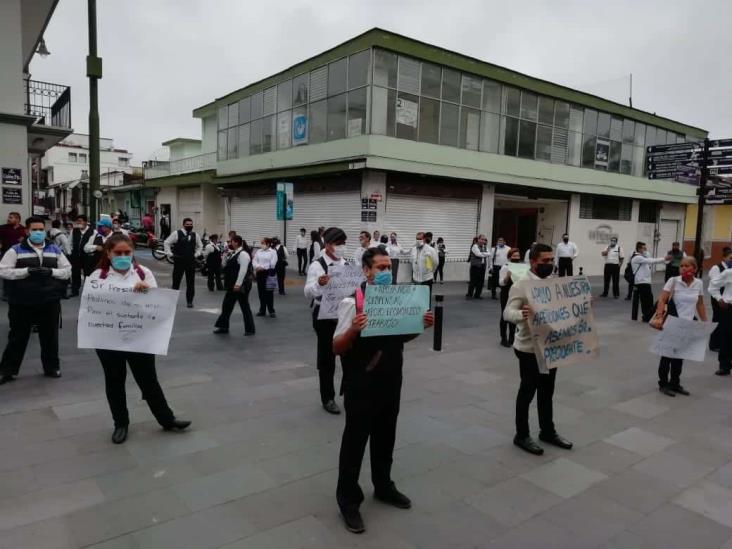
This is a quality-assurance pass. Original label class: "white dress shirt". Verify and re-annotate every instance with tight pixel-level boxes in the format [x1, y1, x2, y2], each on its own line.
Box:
[630, 253, 666, 284]
[524, 248, 531, 264]
[663, 276, 703, 320]
[163, 230, 204, 257]
[296, 234, 308, 250]
[353, 246, 368, 268]
[48, 228, 72, 256]
[709, 268, 732, 303]
[0, 244, 71, 280]
[252, 247, 278, 271]
[304, 252, 346, 303]
[603, 244, 624, 265]
[203, 242, 220, 259]
[410, 244, 439, 282]
[491, 245, 510, 267]
[387, 242, 404, 259]
[709, 263, 727, 285]
[555, 241, 579, 261]
[311, 241, 322, 260]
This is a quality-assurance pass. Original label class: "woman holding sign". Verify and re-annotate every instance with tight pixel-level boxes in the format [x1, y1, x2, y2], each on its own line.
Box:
[498, 248, 523, 347]
[85, 234, 191, 444]
[653, 257, 707, 397]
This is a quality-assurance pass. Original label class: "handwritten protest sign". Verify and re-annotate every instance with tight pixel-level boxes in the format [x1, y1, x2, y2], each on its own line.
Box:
[362, 284, 429, 337]
[507, 262, 530, 282]
[524, 276, 598, 370]
[650, 315, 715, 362]
[318, 264, 365, 320]
[78, 286, 179, 355]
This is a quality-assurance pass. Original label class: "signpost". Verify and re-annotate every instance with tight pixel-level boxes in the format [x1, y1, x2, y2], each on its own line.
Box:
[276, 182, 293, 246]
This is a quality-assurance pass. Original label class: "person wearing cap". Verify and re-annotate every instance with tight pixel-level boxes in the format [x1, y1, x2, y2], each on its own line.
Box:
[84, 218, 114, 272]
[304, 227, 348, 414]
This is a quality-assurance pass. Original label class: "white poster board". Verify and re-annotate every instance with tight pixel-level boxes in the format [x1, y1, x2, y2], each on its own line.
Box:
[649, 315, 715, 362]
[78, 285, 179, 355]
[317, 264, 365, 320]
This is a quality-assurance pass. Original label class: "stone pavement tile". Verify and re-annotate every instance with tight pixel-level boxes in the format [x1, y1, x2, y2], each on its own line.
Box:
[664, 438, 732, 471]
[568, 440, 645, 475]
[714, 460, 732, 490]
[604, 427, 676, 457]
[611, 394, 670, 419]
[588, 469, 684, 514]
[94, 456, 199, 501]
[122, 429, 220, 463]
[539, 491, 642, 547]
[84, 536, 139, 549]
[0, 517, 76, 549]
[0, 436, 80, 473]
[520, 457, 608, 499]
[629, 502, 732, 548]
[444, 450, 514, 487]
[52, 398, 109, 420]
[481, 444, 556, 476]
[256, 442, 338, 484]
[453, 370, 503, 385]
[441, 424, 511, 455]
[31, 447, 138, 489]
[0, 479, 104, 531]
[486, 516, 585, 549]
[674, 480, 732, 528]
[464, 477, 562, 527]
[63, 488, 190, 547]
[632, 450, 715, 489]
[391, 442, 470, 482]
[0, 465, 39, 499]
[395, 463, 490, 512]
[220, 515, 338, 549]
[600, 530, 650, 549]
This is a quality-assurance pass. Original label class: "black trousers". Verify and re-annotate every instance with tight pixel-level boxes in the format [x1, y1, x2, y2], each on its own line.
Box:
[420, 280, 433, 308]
[602, 264, 620, 297]
[172, 257, 196, 305]
[255, 270, 275, 314]
[632, 283, 654, 322]
[626, 279, 635, 299]
[558, 257, 573, 277]
[297, 248, 308, 275]
[665, 266, 679, 282]
[215, 283, 255, 333]
[391, 259, 400, 283]
[718, 307, 732, 373]
[489, 266, 501, 297]
[337, 371, 402, 509]
[312, 309, 337, 404]
[96, 350, 175, 428]
[276, 263, 286, 295]
[515, 350, 556, 439]
[0, 301, 60, 376]
[500, 287, 516, 344]
[207, 265, 223, 291]
[658, 356, 683, 388]
[467, 264, 486, 298]
[70, 257, 84, 294]
[436, 256, 445, 282]
[711, 298, 723, 351]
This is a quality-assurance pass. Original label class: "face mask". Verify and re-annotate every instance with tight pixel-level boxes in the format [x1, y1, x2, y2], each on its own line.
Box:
[680, 267, 695, 281]
[610, 241, 617, 247]
[498, 244, 504, 248]
[510, 258, 521, 263]
[726, 260, 732, 268]
[373, 270, 392, 285]
[535, 263, 554, 279]
[563, 238, 569, 243]
[111, 255, 132, 271]
[332, 244, 346, 259]
[643, 251, 649, 257]
[416, 240, 423, 247]
[29, 230, 45, 245]
[184, 226, 193, 233]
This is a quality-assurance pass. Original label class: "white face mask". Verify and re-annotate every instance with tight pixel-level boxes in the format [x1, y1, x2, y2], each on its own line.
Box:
[416, 240, 423, 247]
[332, 244, 346, 259]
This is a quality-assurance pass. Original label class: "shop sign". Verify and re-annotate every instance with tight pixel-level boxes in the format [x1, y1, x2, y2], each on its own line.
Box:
[1, 168, 21, 185]
[292, 114, 308, 146]
[588, 224, 618, 245]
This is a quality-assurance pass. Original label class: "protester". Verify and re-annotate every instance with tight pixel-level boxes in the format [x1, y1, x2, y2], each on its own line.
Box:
[142, 212, 154, 234]
[273, 237, 289, 295]
[353, 231, 371, 268]
[70, 215, 95, 295]
[333, 247, 434, 534]
[498, 248, 521, 347]
[410, 231, 438, 304]
[709, 247, 731, 353]
[203, 234, 224, 291]
[665, 242, 686, 282]
[84, 218, 114, 277]
[387, 232, 404, 283]
[466, 235, 490, 299]
[524, 241, 536, 264]
[111, 218, 129, 236]
[435, 237, 447, 283]
[304, 227, 348, 414]
[709, 258, 732, 376]
[504, 243, 573, 456]
[555, 234, 578, 276]
[378, 234, 389, 253]
[0, 211, 26, 257]
[0, 216, 70, 384]
[488, 237, 509, 299]
[214, 236, 256, 336]
[600, 237, 624, 298]
[253, 237, 278, 317]
[85, 233, 190, 443]
[296, 228, 309, 275]
[654, 257, 707, 396]
[159, 213, 170, 240]
[164, 218, 203, 308]
[631, 241, 670, 322]
[48, 219, 71, 257]
[371, 230, 381, 248]
[309, 230, 323, 264]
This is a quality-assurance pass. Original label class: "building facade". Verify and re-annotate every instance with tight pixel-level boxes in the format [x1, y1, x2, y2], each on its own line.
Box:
[147, 29, 706, 277]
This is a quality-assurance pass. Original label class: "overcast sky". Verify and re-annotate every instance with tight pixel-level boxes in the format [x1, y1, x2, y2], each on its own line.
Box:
[31, 0, 732, 163]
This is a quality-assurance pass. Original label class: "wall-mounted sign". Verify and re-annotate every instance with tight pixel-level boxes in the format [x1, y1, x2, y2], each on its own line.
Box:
[292, 114, 308, 146]
[595, 139, 609, 169]
[588, 224, 618, 245]
[2, 168, 21, 186]
[276, 182, 294, 221]
[2, 187, 22, 205]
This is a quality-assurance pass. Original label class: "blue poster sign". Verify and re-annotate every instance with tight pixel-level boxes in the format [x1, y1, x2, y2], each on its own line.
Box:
[361, 285, 429, 337]
[276, 182, 294, 221]
[292, 114, 308, 146]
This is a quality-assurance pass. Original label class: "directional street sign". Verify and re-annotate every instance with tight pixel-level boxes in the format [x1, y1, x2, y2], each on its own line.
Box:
[645, 151, 699, 162]
[648, 171, 682, 180]
[709, 165, 732, 175]
[710, 138, 732, 149]
[708, 148, 732, 159]
[646, 142, 701, 154]
[709, 158, 732, 167]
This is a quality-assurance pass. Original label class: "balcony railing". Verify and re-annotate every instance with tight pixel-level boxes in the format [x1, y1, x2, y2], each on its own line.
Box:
[24, 79, 71, 128]
[143, 152, 216, 179]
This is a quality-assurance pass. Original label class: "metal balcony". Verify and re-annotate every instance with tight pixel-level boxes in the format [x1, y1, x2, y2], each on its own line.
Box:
[24, 78, 71, 128]
[143, 152, 216, 179]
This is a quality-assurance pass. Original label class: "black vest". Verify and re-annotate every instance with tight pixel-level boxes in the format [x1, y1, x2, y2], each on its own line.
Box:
[223, 249, 252, 290]
[206, 245, 222, 268]
[172, 229, 196, 258]
[72, 226, 94, 258]
[6, 240, 67, 305]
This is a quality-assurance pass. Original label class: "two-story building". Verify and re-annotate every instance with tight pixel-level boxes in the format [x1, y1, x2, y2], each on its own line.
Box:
[147, 29, 707, 277]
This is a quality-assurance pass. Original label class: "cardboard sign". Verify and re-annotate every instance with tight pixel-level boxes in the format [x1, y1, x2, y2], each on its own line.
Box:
[361, 284, 429, 337]
[524, 276, 598, 370]
[650, 315, 715, 362]
[78, 284, 179, 355]
[507, 262, 530, 281]
[318, 264, 365, 320]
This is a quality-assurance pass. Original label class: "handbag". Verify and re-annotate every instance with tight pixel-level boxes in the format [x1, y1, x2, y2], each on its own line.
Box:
[649, 278, 676, 330]
[265, 269, 278, 291]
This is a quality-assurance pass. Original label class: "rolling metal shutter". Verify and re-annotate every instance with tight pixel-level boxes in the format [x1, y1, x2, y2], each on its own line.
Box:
[285, 190, 362, 250]
[385, 194, 479, 260]
[178, 187, 202, 228]
[230, 195, 279, 245]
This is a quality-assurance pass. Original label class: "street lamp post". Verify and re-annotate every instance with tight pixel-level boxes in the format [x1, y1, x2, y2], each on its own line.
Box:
[87, 0, 102, 222]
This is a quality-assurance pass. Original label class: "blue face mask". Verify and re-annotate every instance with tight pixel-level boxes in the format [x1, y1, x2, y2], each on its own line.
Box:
[727, 259, 732, 268]
[28, 230, 45, 244]
[373, 270, 392, 285]
[110, 255, 133, 271]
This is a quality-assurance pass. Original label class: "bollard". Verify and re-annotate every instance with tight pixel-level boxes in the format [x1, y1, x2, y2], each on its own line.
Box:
[579, 266, 583, 276]
[433, 294, 444, 351]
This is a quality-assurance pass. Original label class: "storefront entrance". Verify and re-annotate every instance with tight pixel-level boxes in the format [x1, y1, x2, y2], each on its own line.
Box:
[493, 194, 569, 255]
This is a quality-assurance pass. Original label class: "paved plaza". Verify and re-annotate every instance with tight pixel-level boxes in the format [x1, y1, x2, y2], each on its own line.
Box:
[2, 254, 732, 548]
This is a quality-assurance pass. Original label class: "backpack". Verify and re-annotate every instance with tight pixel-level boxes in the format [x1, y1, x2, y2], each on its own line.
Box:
[624, 253, 643, 283]
[276, 245, 288, 266]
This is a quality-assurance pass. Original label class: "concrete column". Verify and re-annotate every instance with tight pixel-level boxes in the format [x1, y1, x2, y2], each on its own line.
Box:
[361, 169, 386, 234]
[477, 183, 495, 240]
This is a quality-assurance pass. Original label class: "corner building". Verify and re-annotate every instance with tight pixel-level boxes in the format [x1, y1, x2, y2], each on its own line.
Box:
[150, 29, 706, 279]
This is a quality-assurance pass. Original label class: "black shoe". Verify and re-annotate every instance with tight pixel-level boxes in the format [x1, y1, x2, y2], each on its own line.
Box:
[614, 295, 619, 299]
[323, 400, 341, 414]
[671, 385, 690, 396]
[659, 386, 676, 397]
[186, 303, 194, 309]
[465, 294, 472, 299]
[112, 426, 128, 444]
[539, 432, 573, 450]
[716, 369, 731, 376]
[625, 296, 632, 301]
[491, 295, 497, 300]
[340, 506, 365, 534]
[213, 328, 229, 334]
[70, 291, 79, 297]
[710, 347, 720, 353]
[374, 485, 412, 509]
[600, 293, 608, 297]
[474, 296, 483, 300]
[270, 312, 277, 318]
[256, 312, 266, 317]
[44, 370, 62, 379]
[163, 419, 191, 431]
[0, 375, 15, 385]
[513, 435, 544, 455]
[244, 331, 255, 336]
[500, 340, 511, 348]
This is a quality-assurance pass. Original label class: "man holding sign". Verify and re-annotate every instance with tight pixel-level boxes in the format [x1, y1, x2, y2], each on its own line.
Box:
[333, 247, 433, 534]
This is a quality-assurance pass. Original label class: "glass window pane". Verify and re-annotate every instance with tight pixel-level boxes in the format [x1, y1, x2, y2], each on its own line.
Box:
[479, 111, 500, 153]
[228, 103, 238, 128]
[620, 143, 633, 174]
[309, 99, 327, 144]
[504, 87, 521, 117]
[503, 116, 519, 156]
[249, 119, 262, 155]
[676, 133, 685, 144]
[251, 92, 263, 119]
[397, 56, 420, 95]
[610, 117, 623, 142]
[292, 73, 309, 106]
[583, 109, 598, 136]
[371, 87, 396, 137]
[536, 125, 552, 161]
[656, 128, 668, 145]
[645, 125, 656, 147]
[461, 75, 482, 108]
[482, 80, 501, 113]
[396, 92, 418, 140]
[227, 127, 237, 158]
[421, 62, 441, 99]
[217, 130, 227, 160]
[373, 49, 397, 88]
[326, 93, 347, 141]
[261, 115, 275, 152]
[551, 127, 568, 163]
[347, 87, 367, 137]
[609, 141, 621, 172]
[554, 101, 570, 129]
[569, 105, 583, 133]
[622, 119, 634, 144]
[441, 69, 461, 103]
[218, 106, 228, 129]
[518, 120, 536, 158]
[634, 122, 646, 146]
[349, 50, 370, 89]
[632, 146, 644, 176]
[238, 97, 251, 124]
[310, 66, 328, 101]
[277, 81, 292, 112]
[460, 107, 481, 150]
[238, 123, 250, 157]
[263, 87, 276, 116]
[328, 58, 347, 97]
[520, 92, 538, 121]
[582, 135, 596, 167]
[538, 97, 554, 125]
[597, 112, 611, 138]
[418, 97, 439, 144]
[439, 102, 459, 146]
[277, 111, 291, 149]
[568, 131, 582, 166]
